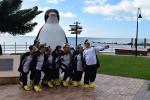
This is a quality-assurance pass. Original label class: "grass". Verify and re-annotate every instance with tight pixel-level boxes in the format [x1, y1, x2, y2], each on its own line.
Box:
[11, 53, 23, 56]
[97, 55, 150, 80]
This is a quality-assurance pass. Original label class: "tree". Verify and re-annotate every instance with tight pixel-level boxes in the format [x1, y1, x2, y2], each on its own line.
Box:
[0, 0, 42, 35]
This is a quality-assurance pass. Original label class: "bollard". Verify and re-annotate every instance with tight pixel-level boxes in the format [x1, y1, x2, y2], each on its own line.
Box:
[0, 44, 2, 55]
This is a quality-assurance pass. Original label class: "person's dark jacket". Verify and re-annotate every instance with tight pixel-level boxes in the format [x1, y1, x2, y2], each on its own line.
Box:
[30, 51, 47, 71]
[18, 52, 31, 72]
[72, 51, 85, 70]
[42, 54, 55, 73]
[51, 49, 62, 68]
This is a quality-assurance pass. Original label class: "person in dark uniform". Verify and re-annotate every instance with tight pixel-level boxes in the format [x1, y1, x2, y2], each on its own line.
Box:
[18, 45, 35, 91]
[51, 45, 63, 86]
[30, 39, 40, 85]
[42, 46, 55, 88]
[31, 44, 46, 92]
[72, 44, 84, 86]
[60, 43, 73, 87]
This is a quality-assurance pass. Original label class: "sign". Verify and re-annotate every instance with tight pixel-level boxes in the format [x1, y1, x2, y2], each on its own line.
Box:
[71, 32, 81, 34]
[0, 59, 13, 71]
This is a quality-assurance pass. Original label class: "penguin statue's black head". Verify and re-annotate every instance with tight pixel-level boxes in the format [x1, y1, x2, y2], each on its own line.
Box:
[44, 9, 60, 22]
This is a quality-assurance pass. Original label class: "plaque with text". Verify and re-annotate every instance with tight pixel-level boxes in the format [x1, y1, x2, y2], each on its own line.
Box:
[0, 59, 13, 71]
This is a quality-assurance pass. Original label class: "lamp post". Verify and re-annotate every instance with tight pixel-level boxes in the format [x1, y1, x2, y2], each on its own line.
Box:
[69, 21, 82, 48]
[135, 8, 142, 56]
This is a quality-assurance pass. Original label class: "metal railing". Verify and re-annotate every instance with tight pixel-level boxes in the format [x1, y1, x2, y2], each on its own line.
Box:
[1, 42, 31, 54]
[1, 42, 149, 54]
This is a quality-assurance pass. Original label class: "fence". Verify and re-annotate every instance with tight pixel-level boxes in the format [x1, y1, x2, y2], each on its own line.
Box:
[0, 42, 149, 54]
[1, 42, 31, 54]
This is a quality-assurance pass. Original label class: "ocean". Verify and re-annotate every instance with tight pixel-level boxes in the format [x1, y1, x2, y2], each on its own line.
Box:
[0, 36, 150, 54]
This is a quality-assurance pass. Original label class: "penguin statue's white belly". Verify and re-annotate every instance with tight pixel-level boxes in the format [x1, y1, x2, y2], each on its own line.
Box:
[38, 23, 66, 50]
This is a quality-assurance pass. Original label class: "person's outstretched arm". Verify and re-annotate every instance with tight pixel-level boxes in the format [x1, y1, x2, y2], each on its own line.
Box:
[94, 45, 109, 53]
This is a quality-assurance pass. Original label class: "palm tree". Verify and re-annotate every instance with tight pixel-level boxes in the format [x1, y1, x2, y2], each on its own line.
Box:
[0, 0, 42, 35]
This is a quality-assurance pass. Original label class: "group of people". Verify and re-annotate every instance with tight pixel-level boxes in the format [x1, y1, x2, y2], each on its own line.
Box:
[18, 39, 109, 92]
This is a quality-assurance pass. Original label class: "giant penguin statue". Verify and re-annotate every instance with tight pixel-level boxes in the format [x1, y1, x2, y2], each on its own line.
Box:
[36, 9, 68, 50]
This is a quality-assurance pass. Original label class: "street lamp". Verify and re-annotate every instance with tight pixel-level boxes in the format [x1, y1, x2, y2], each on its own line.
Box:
[135, 8, 142, 56]
[69, 21, 82, 48]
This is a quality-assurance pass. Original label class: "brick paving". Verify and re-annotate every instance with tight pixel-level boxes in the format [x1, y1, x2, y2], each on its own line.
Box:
[133, 81, 150, 100]
[0, 74, 145, 100]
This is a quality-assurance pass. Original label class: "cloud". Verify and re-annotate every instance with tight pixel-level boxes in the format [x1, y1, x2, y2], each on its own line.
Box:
[60, 12, 77, 18]
[31, 0, 38, 2]
[46, 0, 64, 4]
[83, 0, 150, 21]
[84, 0, 107, 6]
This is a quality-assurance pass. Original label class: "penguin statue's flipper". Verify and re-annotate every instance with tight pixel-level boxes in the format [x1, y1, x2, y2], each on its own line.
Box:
[35, 25, 44, 40]
[65, 33, 68, 43]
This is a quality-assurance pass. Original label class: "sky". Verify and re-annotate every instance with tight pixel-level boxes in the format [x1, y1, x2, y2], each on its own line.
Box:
[21, 0, 150, 38]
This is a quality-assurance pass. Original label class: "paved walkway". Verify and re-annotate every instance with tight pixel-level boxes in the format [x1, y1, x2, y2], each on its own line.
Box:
[133, 81, 150, 100]
[0, 74, 148, 100]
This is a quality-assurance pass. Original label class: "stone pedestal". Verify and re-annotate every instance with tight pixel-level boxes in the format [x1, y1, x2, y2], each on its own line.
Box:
[0, 77, 19, 85]
[0, 55, 20, 85]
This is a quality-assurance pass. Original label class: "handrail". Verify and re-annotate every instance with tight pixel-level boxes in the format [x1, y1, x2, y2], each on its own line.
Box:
[1, 42, 31, 54]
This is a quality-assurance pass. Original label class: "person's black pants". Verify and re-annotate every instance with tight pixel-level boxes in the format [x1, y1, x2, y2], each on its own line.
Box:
[43, 68, 55, 81]
[84, 65, 97, 84]
[20, 72, 28, 86]
[34, 70, 41, 85]
[72, 66, 77, 81]
[73, 67, 83, 82]
[76, 71, 83, 81]
[63, 67, 73, 81]
[53, 67, 59, 80]
[30, 70, 35, 81]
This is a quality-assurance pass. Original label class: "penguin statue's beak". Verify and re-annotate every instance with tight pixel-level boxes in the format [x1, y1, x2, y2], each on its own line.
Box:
[48, 12, 57, 17]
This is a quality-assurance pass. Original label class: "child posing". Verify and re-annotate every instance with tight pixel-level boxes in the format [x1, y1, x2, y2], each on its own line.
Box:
[18, 45, 35, 91]
[42, 46, 55, 88]
[31, 44, 47, 92]
[60, 44, 73, 87]
[72, 44, 84, 87]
